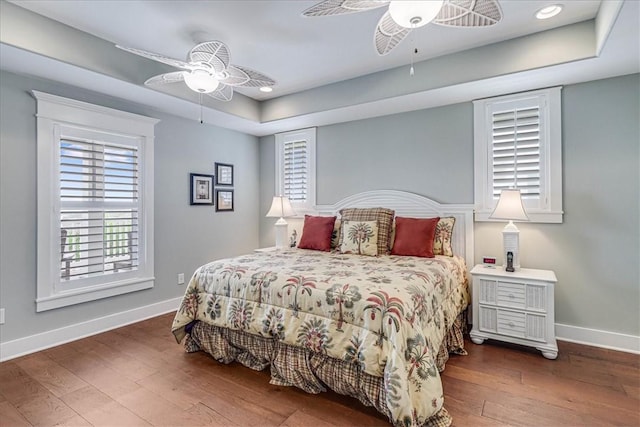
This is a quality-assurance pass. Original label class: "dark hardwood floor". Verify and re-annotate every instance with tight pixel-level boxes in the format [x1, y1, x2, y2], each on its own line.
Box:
[1, 313, 638, 426]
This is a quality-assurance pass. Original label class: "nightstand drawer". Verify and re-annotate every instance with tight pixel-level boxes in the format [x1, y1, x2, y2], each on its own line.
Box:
[496, 281, 526, 309]
[497, 310, 526, 337]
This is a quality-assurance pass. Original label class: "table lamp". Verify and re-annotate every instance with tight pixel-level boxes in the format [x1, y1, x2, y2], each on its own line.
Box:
[266, 195, 295, 250]
[490, 189, 529, 270]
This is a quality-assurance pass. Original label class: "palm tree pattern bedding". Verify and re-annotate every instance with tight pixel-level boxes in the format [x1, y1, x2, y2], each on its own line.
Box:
[172, 249, 469, 427]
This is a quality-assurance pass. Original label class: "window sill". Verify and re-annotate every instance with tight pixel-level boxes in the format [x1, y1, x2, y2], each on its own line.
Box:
[474, 210, 563, 224]
[36, 276, 154, 312]
[290, 206, 317, 217]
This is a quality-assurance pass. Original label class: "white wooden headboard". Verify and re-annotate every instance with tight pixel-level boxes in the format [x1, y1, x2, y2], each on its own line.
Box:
[299, 190, 475, 270]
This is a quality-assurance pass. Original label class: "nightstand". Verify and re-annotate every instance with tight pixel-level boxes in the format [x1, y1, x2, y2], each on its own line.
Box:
[470, 265, 558, 359]
[254, 246, 279, 253]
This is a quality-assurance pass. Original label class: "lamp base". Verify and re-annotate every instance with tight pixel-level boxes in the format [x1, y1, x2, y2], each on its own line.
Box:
[502, 221, 521, 270]
[274, 220, 288, 250]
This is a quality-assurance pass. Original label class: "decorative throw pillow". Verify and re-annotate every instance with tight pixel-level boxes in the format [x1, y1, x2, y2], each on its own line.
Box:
[339, 207, 395, 255]
[340, 220, 379, 256]
[330, 219, 341, 250]
[297, 215, 337, 252]
[391, 217, 440, 258]
[433, 217, 455, 256]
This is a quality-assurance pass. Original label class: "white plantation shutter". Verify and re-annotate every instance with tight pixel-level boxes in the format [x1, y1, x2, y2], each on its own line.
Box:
[35, 91, 157, 312]
[276, 128, 316, 211]
[491, 104, 541, 200]
[474, 88, 563, 223]
[59, 138, 139, 280]
[283, 139, 308, 203]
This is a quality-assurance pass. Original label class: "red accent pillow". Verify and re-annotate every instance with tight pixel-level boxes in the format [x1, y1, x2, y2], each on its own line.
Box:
[391, 217, 440, 258]
[298, 215, 337, 251]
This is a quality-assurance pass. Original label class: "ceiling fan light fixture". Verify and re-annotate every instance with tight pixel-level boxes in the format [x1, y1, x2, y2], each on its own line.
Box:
[388, 0, 444, 29]
[184, 69, 219, 93]
[259, 86, 273, 93]
[536, 4, 563, 20]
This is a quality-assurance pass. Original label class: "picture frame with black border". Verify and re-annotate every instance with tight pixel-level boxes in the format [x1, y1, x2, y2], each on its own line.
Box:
[216, 189, 234, 212]
[190, 173, 214, 205]
[215, 162, 234, 186]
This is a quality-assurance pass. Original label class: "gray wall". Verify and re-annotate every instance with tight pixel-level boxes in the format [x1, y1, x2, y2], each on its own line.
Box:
[258, 104, 474, 245]
[0, 70, 260, 343]
[259, 73, 640, 337]
[1, 69, 637, 345]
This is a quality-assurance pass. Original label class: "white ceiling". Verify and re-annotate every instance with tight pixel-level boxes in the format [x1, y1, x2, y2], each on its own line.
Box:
[1, 0, 638, 135]
[8, 0, 603, 99]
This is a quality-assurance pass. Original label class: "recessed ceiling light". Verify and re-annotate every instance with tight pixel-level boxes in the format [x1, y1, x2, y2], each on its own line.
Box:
[259, 86, 273, 93]
[536, 4, 563, 20]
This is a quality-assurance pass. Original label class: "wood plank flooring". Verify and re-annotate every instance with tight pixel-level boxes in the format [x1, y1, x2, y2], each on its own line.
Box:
[1, 313, 638, 426]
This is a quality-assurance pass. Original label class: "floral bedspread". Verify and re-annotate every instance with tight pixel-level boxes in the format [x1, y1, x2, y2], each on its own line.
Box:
[172, 249, 469, 426]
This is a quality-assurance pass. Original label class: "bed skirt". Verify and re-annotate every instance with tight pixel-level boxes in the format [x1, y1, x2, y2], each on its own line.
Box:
[183, 311, 467, 427]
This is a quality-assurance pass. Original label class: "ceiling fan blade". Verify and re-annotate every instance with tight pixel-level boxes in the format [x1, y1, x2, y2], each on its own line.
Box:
[224, 65, 275, 88]
[143, 71, 186, 86]
[374, 11, 411, 55]
[189, 41, 230, 74]
[303, 0, 389, 17]
[219, 65, 250, 86]
[205, 83, 233, 102]
[116, 45, 193, 70]
[434, 0, 502, 27]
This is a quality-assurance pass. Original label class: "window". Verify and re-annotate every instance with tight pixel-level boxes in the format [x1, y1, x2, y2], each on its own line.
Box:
[473, 87, 563, 223]
[34, 91, 158, 311]
[275, 127, 316, 213]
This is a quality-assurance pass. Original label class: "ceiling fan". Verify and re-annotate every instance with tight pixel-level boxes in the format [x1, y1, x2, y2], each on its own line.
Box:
[116, 40, 276, 101]
[303, 0, 503, 55]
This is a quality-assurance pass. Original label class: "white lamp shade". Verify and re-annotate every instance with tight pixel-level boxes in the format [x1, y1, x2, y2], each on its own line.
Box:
[490, 189, 529, 221]
[184, 70, 219, 93]
[388, 0, 444, 28]
[266, 196, 295, 218]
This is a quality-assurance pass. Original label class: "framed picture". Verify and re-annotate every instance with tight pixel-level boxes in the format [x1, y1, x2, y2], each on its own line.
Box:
[190, 173, 214, 205]
[215, 162, 234, 186]
[216, 189, 234, 212]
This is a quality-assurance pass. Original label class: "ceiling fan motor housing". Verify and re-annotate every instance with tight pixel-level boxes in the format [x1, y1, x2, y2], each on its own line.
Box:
[184, 68, 219, 93]
[388, 0, 444, 28]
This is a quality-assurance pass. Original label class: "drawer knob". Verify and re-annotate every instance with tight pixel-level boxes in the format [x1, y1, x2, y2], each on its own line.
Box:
[508, 294, 515, 299]
[508, 322, 515, 327]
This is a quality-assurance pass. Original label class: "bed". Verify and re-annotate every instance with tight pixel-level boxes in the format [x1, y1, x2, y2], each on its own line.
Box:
[172, 190, 474, 427]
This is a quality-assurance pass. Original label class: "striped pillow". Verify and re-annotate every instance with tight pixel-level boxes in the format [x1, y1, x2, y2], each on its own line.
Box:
[338, 207, 395, 255]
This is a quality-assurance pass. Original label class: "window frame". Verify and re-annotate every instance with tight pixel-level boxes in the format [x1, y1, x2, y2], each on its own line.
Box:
[34, 91, 158, 312]
[473, 87, 563, 223]
[275, 127, 316, 214]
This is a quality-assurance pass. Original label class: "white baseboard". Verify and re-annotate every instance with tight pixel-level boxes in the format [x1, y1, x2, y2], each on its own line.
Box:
[0, 297, 182, 362]
[556, 323, 640, 354]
